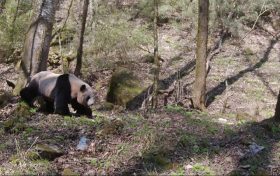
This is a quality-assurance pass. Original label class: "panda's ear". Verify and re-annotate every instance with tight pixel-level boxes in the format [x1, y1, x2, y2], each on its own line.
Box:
[80, 84, 86, 92]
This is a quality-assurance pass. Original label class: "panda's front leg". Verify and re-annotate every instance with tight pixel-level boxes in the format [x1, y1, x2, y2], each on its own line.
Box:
[71, 99, 92, 117]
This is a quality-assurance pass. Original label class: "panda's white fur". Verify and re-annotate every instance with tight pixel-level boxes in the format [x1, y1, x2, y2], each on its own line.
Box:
[21, 71, 94, 116]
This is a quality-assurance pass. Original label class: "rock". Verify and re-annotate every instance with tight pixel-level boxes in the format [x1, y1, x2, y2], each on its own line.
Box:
[225, 156, 233, 162]
[249, 143, 265, 155]
[84, 170, 96, 175]
[77, 136, 89, 151]
[106, 68, 144, 107]
[240, 165, 250, 169]
[218, 118, 227, 123]
[35, 144, 63, 160]
[61, 168, 79, 176]
[185, 164, 193, 170]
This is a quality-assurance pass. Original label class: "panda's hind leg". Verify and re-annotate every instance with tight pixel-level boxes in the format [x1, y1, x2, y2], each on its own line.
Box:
[54, 74, 71, 115]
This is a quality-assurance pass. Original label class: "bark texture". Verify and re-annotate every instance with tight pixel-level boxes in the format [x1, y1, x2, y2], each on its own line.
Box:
[193, 0, 209, 110]
[13, 0, 58, 95]
[274, 90, 280, 121]
[74, 0, 89, 76]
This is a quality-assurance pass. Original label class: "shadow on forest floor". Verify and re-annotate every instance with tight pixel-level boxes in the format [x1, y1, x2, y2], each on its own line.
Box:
[113, 109, 280, 175]
[206, 36, 279, 107]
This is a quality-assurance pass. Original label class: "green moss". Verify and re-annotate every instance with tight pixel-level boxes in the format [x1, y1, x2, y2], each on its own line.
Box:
[166, 105, 194, 117]
[3, 117, 17, 132]
[14, 101, 35, 119]
[178, 133, 197, 147]
[192, 163, 215, 176]
[107, 68, 144, 106]
[171, 166, 185, 176]
[26, 151, 40, 160]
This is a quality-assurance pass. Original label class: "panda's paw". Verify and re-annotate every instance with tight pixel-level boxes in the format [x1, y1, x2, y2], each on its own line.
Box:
[54, 109, 70, 116]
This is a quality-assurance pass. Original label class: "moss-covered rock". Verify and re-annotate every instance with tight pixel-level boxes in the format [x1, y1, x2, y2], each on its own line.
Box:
[35, 144, 64, 161]
[106, 68, 144, 107]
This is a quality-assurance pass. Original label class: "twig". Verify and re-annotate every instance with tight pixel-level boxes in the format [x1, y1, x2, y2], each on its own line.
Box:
[240, 1, 269, 42]
[26, 137, 39, 152]
[137, 45, 151, 53]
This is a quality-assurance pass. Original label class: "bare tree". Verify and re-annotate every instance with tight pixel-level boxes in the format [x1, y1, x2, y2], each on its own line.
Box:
[274, 91, 280, 121]
[152, 0, 159, 109]
[13, 0, 59, 95]
[74, 0, 89, 76]
[192, 0, 209, 110]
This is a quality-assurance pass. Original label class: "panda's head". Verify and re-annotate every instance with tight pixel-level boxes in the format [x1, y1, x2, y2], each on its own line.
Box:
[77, 84, 95, 107]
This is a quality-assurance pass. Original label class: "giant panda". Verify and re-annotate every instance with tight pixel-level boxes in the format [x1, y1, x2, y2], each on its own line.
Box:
[20, 71, 95, 117]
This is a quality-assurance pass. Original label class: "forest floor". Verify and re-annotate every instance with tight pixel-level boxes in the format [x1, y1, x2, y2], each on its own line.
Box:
[1, 14, 280, 176]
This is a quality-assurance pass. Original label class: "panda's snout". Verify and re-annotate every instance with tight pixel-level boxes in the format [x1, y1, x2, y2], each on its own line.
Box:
[87, 98, 94, 106]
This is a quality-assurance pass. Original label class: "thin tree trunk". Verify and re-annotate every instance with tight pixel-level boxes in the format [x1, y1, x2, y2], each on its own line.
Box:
[13, 0, 58, 95]
[74, 0, 89, 76]
[152, 0, 159, 109]
[274, 90, 280, 121]
[192, 0, 209, 110]
[0, 0, 6, 14]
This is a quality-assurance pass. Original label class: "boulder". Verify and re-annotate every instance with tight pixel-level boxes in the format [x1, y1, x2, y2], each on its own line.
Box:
[35, 144, 63, 161]
[106, 68, 143, 107]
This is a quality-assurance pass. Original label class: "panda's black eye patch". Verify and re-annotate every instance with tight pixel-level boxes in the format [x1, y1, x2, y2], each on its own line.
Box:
[86, 96, 90, 101]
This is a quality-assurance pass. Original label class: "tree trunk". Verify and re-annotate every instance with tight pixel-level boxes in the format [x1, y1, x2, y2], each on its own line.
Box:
[192, 0, 209, 110]
[0, 0, 6, 14]
[74, 0, 89, 76]
[152, 0, 159, 109]
[274, 90, 280, 121]
[13, 0, 58, 95]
